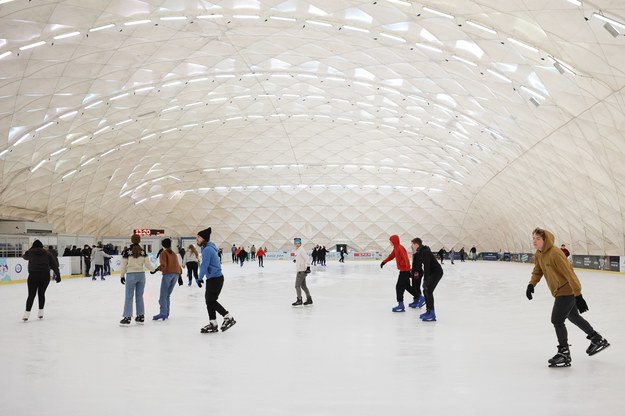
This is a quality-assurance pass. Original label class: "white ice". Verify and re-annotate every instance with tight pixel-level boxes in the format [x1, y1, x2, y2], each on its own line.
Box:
[1, 260, 624, 416]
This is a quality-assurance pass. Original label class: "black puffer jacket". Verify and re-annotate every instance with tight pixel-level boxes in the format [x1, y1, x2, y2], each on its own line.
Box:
[23, 247, 61, 278]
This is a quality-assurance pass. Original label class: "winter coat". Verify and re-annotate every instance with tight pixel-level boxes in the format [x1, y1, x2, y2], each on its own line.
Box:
[199, 242, 222, 280]
[23, 247, 60, 278]
[159, 249, 182, 275]
[382, 235, 411, 272]
[529, 230, 581, 297]
[412, 245, 443, 279]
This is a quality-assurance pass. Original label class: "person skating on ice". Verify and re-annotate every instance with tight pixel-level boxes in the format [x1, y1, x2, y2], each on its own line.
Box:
[22, 240, 61, 321]
[183, 244, 200, 286]
[380, 235, 417, 313]
[292, 237, 312, 306]
[196, 227, 236, 333]
[119, 234, 156, 325]
[153, 238, 183, 321]
[527, 228, 610, 367]
[411, 238, 444, 321]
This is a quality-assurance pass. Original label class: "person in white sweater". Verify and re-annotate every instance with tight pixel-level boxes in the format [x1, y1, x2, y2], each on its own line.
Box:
[118, 234, 156, 325]
[183, 244, 200, 286]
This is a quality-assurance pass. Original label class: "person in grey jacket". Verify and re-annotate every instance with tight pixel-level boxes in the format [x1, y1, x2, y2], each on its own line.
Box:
[22, 240, 61, 321]
[91, 243, 112, 281]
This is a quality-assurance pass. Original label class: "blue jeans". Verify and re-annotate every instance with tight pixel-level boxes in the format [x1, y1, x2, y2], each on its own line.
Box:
[123, 272, 146, 317]
[159, 273, 178, 316]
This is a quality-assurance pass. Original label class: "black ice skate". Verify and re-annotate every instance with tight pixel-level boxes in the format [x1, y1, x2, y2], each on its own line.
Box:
[548, 345, 571, 368]
[303, 297, 313, 306]
[292, 297, 303, 307]
[135, 315, 145, 324]
[221, 316, 236, 332]
[200, 323, 219, 334]
[119, 317, 131, 326]
[586, 332, 610, 356]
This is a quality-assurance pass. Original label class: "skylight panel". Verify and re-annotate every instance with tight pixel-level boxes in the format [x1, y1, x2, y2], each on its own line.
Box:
[308, 5, 328, 16]
[344, 8, 373, 24]
[419, 28, 442, 44]
[455, 40, 484, 58]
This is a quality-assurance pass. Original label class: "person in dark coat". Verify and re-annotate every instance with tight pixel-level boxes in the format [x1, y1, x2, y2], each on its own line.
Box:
[22, 240, 61, 321]
[412, 238, 444, 322]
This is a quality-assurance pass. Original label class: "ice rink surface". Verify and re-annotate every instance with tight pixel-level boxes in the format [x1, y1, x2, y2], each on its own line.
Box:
[1, 259, 624, 416]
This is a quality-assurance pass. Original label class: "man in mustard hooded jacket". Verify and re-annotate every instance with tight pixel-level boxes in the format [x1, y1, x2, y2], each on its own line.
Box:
[527, 228, 610, 367]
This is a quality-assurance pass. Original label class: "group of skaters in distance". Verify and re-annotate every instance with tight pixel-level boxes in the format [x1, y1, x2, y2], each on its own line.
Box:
[19, 227, 611, 365]
[230, 244, 267, 267]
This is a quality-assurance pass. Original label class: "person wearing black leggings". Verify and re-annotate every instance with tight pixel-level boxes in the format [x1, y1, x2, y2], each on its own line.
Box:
[411, 238, 443, 322]
[22, 240, 61, 321]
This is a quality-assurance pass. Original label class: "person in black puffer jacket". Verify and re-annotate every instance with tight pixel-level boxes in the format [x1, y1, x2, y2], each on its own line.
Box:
[22, 240, 61, 321]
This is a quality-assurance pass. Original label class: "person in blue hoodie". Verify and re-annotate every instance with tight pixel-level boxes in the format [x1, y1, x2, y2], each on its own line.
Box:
[196, 227, 236, 333]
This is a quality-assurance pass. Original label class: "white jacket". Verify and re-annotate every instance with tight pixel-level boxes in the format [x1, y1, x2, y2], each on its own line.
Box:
[294, 246, 310, 272]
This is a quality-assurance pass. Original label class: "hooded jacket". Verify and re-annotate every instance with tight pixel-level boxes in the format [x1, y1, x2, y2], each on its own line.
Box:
[199, 241, 222, 280]
[23, 247, 61, 278]
[412, 244, 443, 279]
[382, 235, 411, 272]
[529, 230, 581, 297]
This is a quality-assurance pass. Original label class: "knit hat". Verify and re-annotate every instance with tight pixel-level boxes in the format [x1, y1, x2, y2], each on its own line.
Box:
[131, 234, 141, 244]
[197, 227, 212, 242]
[161, 238, 172, 249]
[294, 237, 302, 244]
[32, 240, 43, 248]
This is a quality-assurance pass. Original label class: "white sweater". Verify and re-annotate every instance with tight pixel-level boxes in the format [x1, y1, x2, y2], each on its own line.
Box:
[120, 255, 155, 276]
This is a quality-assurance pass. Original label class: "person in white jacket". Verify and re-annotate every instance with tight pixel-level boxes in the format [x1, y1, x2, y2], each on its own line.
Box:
[118, 234, 156, 325]
[292, 238, 312, 307]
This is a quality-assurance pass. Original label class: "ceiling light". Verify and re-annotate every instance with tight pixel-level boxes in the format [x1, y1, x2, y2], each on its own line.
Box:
[603, 22, 620, 37]
[53, 32, 80, 40]
[385, 0, 411, 6]
[101, 148, 116, 157]
[70, 135, 89, 145]
[507, 37, 539, 53]
[124, 20, 151, 26]
[566, 0, 581, 5]
[269, 16, 296, 22]
[521, 85, 546, 100]
[305, 20, 332, 27]
[62, 170, 77, 179]
[196, 14, 223, 19]
[81, 157, 95, 167]
[452, 55, 477, 66]
[186, 101, 203, 107]
[35, 122, 54, 132]
[189, 77, 208, 83]
[31, 160, 46, 173]
[422, 6, 455, 20]
[593, 13, 625, 30]
[486, 69, 512, 83]
[89, 24, 115, 32]
[59, 110, 78, 119]
[0, 149, 8, 157]
[465, 20, 496, 34]
[50, 148, 68, 156]
[110, 92, 128, 101]
[415, 43, 442, 53]
[379, 32, 406, 42]
[84, 100, 103, 109]
[135, 86, 154, 92]
[342, 25, 369, 33]
[19, 41, 46, 51]
[0, 0, 16, 4]
[233, 15, 260, 19]
[0, 51, 12, 59]
[160, 16, 187, 21]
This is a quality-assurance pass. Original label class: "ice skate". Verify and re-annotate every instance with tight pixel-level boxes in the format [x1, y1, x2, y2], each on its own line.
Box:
[548, 345, 571, 367]
[586, 332, 610, 356]
[200, 322, 219, 333]
[221, 316, 236, 332]
[119, 317, 131, 326]
[135, 315, 145, 324]
[303, 297, 313, 306]
[409, 295, 425, 309]
[37, 309, 44, 319]
[152, 314, 167, 321]
[292, 297, 303, 307]
[22, 311, 30, 321]
[392, 301, 405, 312]
[420, 309, 437, 321]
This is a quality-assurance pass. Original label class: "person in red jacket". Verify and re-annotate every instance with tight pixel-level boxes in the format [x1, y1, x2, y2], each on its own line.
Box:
[380, 235, 418, 312]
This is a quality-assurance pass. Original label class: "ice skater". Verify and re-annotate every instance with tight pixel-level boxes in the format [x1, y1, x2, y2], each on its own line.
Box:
[153, 238, 183, 321]
[22, 240, 61, 321]
[526, 228, 610, 367]
[119, 234, 156, 325]
[196, 227, 236, 333]
[380, 235, 418, 312]
[183, 244, 199, 286]
[292, 237, 312, 306]
[411, 238, 443, 321]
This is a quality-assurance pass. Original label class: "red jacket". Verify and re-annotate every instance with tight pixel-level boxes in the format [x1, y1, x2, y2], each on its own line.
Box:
[382, 235, 411, 272]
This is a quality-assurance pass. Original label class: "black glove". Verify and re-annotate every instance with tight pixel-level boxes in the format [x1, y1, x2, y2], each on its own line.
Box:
[150, 266, 161, 275]
[575, 295, 589, 313]
[526, 284, 534, 300]
[305, 266, 311, 274]
[196, 278, 203, 288]
[121, 276, 125, 285]
[380, 261, 385, 269]
[178, 275, 183, 286]
[293, 259, 296, 263]
[54, 275, 61, 283]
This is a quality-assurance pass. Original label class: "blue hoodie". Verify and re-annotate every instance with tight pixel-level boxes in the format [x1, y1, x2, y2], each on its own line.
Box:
[199, 241, 223, 281]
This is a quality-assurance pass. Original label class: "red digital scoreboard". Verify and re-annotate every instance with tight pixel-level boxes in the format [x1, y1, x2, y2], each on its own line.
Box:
[133, 229, 165, 236]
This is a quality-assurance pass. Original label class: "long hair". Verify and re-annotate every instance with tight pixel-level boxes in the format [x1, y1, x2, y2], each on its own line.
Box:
[131, 244, 143, 258]
[188, 245, 199, 257]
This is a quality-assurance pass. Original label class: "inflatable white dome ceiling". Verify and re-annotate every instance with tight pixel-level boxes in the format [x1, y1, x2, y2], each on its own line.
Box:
[1, 0, 624, 253]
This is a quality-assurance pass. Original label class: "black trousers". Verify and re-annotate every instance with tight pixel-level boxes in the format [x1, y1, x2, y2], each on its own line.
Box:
[93, 264, 103, 278]
[258, 256, 264, 267]
[205, 276, 228, 321]
[395, 271, 419, 302]
[423, 271, 443, 310]
[26, 272, 50, 311]
[411, 274, 423, 299]
[186, 261, 198, 282]
[551, 295, 594, 347]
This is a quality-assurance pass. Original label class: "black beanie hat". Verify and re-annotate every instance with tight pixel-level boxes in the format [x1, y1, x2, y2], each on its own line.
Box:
[32, 240, 43, 248]
[161, 238, 172, 249]
[197, 227, 212, 242]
